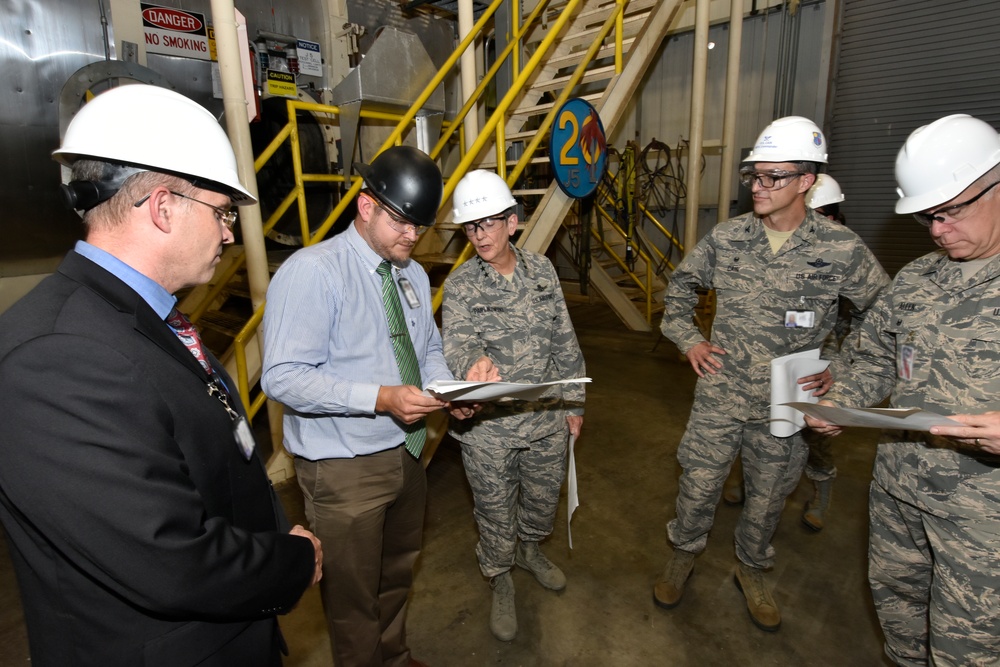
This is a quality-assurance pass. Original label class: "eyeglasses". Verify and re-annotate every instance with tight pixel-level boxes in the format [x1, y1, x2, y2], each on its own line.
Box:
[739, 171, 803, 190]
[462, 215, 508, 237]
[912, 180, 1000, 227]
[133, 190, 238, 230]
[381, 208, 428, 236]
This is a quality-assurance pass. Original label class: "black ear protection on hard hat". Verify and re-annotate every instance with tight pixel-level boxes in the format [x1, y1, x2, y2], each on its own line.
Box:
[58, 163, 148, 212]
[59, 180, 121, 211]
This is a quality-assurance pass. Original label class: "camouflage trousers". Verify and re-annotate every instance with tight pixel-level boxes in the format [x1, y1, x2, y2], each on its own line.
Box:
[460, 429, 568, 578]
[668, 405, 808, 569]
[869, 480, 1000, 667]
[803, 429, 837, 482]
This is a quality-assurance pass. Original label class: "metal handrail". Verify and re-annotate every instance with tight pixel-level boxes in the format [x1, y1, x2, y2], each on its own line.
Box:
[591, 199, 657, 324]
[431, 0, 636, 310]
[224, 0, 635, 416]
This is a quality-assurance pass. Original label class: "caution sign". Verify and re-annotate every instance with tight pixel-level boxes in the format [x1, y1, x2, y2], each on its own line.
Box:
[549, 98, 607, 199]
[266, 70, 297, 98]
[141, 3, 210, 61]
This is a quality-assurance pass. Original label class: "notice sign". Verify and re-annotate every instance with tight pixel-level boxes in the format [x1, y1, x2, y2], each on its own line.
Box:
[296, 39, 323, 77]
[266, 70, 297, 97]
[142, 3, 211, 61]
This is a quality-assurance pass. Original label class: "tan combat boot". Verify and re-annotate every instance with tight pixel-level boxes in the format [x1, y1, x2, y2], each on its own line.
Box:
[653, 549, 696, 609]
[734, 562, 781, 631]
[515, 541, 566, 591]
[802, 479, 833, 531]
[489, 572, 517, 641]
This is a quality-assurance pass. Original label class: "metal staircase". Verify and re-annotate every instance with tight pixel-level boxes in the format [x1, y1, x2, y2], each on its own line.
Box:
[187, 0, 687, 438]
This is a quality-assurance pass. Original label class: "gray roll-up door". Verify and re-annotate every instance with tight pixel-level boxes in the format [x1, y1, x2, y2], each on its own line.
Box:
[826, 0, 1000, 276]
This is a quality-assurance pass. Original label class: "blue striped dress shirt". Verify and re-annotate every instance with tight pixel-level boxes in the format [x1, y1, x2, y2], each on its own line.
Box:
[261, 223, 453, 459]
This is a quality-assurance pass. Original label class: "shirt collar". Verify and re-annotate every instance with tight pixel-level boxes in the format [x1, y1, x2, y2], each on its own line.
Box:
[74, 240, 176, 319]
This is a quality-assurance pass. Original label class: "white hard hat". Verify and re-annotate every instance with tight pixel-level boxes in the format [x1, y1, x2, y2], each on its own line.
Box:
[807, 174, 845, 209]
[743, 116, 828, 164]
[53, 84, 255, 204]
[452, 170, 517, 224]
[894, 114, 1000, 214]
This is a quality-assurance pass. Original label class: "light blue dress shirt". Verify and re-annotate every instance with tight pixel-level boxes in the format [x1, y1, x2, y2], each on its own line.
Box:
[74, 241, 176, 317]
[261, 223, 453, 459]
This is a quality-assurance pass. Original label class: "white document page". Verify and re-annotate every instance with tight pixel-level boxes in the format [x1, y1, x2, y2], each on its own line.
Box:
[769, 348, 831, 437]
[567, 434, 578, 549]
[782, 402, 962, 431]
[424, 377, 591, 402]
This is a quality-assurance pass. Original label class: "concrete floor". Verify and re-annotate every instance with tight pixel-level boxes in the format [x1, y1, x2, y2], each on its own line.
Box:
[0, 300, 892, 666]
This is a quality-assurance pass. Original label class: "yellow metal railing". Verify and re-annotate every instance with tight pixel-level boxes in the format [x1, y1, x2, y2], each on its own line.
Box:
[432, 0, 635, 310]
[574, 143, 687, 326]
[591, 196, 658, 324]
[215, 0, 638, 417]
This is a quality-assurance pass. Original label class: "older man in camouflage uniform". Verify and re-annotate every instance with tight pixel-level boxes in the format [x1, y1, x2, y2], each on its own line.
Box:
[654, 117, 888, 632]
[443, 171, 585, 642]
[809, 114, 1000, 666]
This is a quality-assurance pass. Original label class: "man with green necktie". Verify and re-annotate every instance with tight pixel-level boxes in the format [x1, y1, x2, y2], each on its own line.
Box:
[263, 146, 496, 667]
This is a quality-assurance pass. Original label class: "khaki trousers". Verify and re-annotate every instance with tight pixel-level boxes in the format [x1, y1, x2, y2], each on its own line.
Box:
[295, 446, 426, 667]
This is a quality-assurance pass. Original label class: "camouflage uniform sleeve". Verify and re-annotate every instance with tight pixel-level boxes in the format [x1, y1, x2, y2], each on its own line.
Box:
[545, 260, 586, 415]
[826, 285, 897, 408]
[661, 232, 717, 353]
[827, 240, 889, 380]
[442, 271, 485, 380]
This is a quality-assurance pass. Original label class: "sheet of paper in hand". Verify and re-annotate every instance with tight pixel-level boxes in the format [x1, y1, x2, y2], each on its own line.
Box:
[424, 377, 591, 402]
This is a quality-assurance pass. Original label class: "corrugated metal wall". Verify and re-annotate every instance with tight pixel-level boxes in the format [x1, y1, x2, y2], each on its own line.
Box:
[611, 1, 829, 239]
[826, 0, 1000, 276]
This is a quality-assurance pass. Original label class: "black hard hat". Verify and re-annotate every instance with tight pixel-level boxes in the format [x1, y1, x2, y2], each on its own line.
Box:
[354, 146, 443, 227]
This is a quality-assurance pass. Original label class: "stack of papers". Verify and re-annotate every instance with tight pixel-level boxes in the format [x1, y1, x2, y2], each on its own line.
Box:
[424, 377, 592, 402]
[769, 349, 830, 437]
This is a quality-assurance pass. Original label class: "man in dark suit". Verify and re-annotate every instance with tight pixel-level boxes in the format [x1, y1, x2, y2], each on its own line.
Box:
[0, 84, 321, 667]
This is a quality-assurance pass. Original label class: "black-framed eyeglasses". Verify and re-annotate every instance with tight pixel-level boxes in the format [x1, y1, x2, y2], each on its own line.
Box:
[381, 208, 428, 236]
[912, 180, 1000, 227]
[462, 215, 508, 237]
[739, 171, 803, 190]
[134, 190, 238, 230]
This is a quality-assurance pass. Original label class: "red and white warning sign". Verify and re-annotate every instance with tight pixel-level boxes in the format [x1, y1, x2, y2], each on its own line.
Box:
[141, 3, 211, 61]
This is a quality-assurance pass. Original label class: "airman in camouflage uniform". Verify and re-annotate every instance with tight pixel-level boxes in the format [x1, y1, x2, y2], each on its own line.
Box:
[812, 114, 1000, 666]
[442, 170, 586, 642]
[654, 117, 888, 632]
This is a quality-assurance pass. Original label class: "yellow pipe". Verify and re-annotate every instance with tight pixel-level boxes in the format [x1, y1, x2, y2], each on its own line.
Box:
[234, 304, 264, 412]
[369, 0, 506, 162]
[431, 0, 552, 161]
[615, 0, 625, 73]
[512, 0, 521, 78]
[443, 0, 583, 205]
[427, 0, 585, 311]
[507, 3, 625, 187]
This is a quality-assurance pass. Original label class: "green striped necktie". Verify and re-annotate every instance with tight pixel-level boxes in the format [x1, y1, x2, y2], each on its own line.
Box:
[376, 260, 426, 458]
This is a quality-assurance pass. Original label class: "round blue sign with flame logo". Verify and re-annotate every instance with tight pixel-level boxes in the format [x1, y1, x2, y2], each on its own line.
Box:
[549, 98, 607, 199]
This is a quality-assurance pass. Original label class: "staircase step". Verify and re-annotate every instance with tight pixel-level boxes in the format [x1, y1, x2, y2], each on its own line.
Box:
[545, 38, 635, 70]
[511, 91, 602, 119]
[525, 8, 651, 52]
[524, 0, 655, 49]
[476, 154, 551, 168]
[531, 64, 618, 95]
[199, 310, 247, 337]
[224, 278, 252, 299]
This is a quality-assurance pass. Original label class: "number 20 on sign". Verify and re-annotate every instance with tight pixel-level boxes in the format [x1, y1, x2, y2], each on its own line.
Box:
[549, 98, 608, 199]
